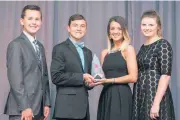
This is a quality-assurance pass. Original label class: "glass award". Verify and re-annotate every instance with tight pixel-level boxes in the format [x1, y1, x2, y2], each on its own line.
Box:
[91, 54, 105, 81]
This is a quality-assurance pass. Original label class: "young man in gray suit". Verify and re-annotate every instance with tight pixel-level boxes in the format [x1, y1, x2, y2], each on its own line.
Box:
[51, 14, 95, 120]
[5, 5, 50, 120]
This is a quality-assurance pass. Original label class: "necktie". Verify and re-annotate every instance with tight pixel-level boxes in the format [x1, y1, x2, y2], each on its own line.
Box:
[76, 42, 85, 70]
[33, 40, 42, 67]
[76, 42, 85, 48]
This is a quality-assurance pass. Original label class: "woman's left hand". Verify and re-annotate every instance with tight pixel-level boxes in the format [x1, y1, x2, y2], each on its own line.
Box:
[150, 104, 160, 119]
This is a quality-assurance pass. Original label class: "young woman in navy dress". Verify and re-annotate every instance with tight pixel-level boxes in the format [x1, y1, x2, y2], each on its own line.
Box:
[96, 16, 138, 120]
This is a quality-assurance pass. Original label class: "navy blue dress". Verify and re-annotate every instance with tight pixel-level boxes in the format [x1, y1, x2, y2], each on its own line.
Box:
[97, 51, 132, 120]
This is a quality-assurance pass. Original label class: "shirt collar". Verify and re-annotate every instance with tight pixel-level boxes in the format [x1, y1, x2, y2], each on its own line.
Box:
[23, 31, 37, 43]
[69, 36, 80, 48]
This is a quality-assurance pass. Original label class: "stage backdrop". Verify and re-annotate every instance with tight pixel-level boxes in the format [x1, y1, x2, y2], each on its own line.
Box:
[0, 1, 180, 120]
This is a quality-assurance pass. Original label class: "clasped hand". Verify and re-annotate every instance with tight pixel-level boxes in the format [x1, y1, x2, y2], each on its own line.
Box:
[21, 108, 33, 120]
[83, 73, 104, 87]
[21, 106, 50, 120]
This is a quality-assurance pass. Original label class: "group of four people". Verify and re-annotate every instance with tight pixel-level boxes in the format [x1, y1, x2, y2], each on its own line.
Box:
[5, 4, 175, 120]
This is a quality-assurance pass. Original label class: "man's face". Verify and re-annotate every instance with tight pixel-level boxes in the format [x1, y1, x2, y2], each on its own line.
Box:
[68, 19, 87, 42]
[20, 9, 42, 37]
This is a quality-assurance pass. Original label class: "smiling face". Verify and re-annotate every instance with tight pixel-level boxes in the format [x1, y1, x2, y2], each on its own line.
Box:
[68, 19, 87, 42]
[141, 17, 160, 38]
[109, 21, 123, 42]
[20, 9, 42, 37]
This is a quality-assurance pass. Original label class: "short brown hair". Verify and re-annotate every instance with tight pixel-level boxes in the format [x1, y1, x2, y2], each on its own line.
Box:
[68, 14, 86, 26]
[21, 5, 42, 20]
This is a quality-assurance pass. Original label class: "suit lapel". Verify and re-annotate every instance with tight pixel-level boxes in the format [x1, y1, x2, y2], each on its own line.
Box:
[83, 48, 88, 73]
[66, 39, 84, 72]
[20, 33, 42, 71]
[20, 33, 37, 57]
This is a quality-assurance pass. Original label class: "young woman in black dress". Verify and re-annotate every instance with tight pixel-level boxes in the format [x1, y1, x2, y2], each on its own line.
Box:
[132, 10, 175, 120]
[96, 16, 138, 120]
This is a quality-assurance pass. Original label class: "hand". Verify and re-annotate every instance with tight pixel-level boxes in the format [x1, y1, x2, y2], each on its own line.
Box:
[83, 73, 95, 84]
[44, 106, 50, 120]
[97, 78, 107, 83]
[88, 78, 107, 87]
[150, 104, 160, 119]
[88, 81, 103, 87]
[21, 108, 33, 120]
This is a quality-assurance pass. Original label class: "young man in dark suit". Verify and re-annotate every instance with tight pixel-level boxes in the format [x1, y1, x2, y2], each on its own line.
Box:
[51, 14, 95, 120]
[5, 5, 50, 120]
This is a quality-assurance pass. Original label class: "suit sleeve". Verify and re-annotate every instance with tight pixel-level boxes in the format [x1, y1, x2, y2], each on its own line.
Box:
[42, 47, 51, 107]
[6, 42, 30, 111]
[50, 45, 84, 86]
[84, 50, 94, 90]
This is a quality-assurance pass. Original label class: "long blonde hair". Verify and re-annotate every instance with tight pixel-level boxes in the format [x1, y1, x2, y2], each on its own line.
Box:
[107, 16, 131, 52]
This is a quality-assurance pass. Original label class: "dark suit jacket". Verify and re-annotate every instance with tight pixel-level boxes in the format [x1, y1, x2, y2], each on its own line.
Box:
[4, 33, 50, 115]
[51, 39, 92, 119]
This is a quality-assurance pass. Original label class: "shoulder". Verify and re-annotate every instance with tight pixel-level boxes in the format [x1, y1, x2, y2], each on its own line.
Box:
[158, 39, 172, 51]
[124, 45, 136, 54]
[53, 40, 67, 51]
[7, 36, 24, 48]
[156, 39, 173, 56]
[159, 39, 172, 46]
[101, 49, 108, 56]
[100, 49, 108, 63]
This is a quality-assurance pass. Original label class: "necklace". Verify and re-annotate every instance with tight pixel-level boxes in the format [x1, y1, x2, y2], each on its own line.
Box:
[144, 37, 162, 46]
[109, 47, 121, 54]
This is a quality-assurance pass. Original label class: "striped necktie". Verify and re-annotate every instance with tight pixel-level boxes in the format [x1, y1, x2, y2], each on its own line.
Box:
[33, 40, 42, 67]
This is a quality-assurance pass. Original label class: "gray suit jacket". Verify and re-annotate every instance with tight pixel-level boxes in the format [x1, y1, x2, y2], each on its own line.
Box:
[4, 33, 50, 115]
[51, 39, 92, 119]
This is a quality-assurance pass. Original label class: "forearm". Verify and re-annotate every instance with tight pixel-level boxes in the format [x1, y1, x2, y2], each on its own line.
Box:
[45, 92, 50, 107]
[43, 61, 51, 106]
[153, 75, 170, 105]
[51, 71, 84, 86]
[44, 78, 50, 106]
[104, 74, 137, 83]
[8, 69, 30, 111]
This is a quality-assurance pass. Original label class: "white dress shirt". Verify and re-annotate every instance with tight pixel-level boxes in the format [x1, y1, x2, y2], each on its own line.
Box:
[23, 31, 37, 52]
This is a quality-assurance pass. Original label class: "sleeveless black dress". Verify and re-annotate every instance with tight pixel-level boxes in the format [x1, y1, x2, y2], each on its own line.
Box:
[97, 51, 132, 120]
[132, 39, 175, 120]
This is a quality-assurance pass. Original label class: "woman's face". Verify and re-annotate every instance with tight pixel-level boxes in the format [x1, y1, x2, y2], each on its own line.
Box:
[141, 17, 159, 38]
[109, 21, 123, 42]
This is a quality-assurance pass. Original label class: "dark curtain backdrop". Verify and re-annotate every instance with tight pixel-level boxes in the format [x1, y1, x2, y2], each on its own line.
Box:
[0, 1, 179, 120]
